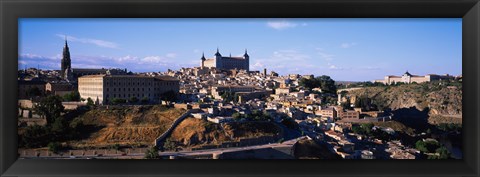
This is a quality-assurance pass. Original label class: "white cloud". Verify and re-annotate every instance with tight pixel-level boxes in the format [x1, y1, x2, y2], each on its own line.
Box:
[56, 34, 119, 49]
[20, 53, 61, 61]
[141, 56, 165, 64]
[116, 55, 138, 63]
[267, 20, 299, 30]
[250, 49, 321, 75]
[340, 42, 357, 48]
[327, 63, 347, 70]
[315, 48, 335, 61]
[166, 53, 177, 58]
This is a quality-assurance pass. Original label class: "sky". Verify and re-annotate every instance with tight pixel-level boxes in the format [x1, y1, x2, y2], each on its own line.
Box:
[18, 18, 462, 81]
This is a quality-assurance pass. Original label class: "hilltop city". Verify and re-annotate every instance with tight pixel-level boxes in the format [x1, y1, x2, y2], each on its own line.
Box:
[17, 39, 463, 159]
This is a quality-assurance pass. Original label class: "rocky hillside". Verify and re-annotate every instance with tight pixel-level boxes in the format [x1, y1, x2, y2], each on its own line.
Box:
[345, 82, 462, 125]
[69, 105, 186, 148]
[170, 119, 282, 148]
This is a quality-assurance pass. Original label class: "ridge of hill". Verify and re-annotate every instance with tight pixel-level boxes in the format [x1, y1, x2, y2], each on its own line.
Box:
[345, 82, 462, 125]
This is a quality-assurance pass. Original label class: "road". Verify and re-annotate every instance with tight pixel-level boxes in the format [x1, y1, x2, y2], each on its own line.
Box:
[20, 137, 305, 159]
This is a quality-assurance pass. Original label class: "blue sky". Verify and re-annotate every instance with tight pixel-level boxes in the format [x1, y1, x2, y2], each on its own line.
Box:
[19, 18, 462, 81]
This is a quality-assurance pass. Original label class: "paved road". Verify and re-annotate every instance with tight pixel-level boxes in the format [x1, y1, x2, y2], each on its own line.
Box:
[21, 137, 305, 159]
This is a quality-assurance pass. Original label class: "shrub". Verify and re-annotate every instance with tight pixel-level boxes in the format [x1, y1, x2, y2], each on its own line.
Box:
[48, 142, 62, 153]
[144, 146, 159, 159]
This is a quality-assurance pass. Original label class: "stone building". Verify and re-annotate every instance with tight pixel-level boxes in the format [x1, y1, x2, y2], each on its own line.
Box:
[211, 86, 256, 99]
[202, 48, 249, 71]
[18, 79, 46, 99]
[45, 82, 75, 96]
[78, 74, 179, 105]
[373, 71, 455, 85]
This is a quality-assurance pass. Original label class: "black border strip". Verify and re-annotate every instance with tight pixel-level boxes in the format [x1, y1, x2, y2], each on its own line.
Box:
[1, 0, 479, 177]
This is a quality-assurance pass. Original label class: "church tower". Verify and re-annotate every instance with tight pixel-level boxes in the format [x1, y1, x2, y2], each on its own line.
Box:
[243, 49, 250, 72]
[61, 36, 72, 80]
[201, 52, 206, 68]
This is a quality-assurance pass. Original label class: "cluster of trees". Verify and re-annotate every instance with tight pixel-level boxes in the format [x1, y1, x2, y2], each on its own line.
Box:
[415, 140, 450, 159]
[220, 91, 239, 103]
[144, 146, 160, 159]
[62, 91, 81, 102]
[353, 96, 387, 112]
[351, 123, 395, 141]
[437, 123, 462, 132]
[25, 87, 43, 98]
[280, 118, 299, 130]
[298, 75, 337, 94]
[232, 110, 272, 121]
[20, 95, 83, 150]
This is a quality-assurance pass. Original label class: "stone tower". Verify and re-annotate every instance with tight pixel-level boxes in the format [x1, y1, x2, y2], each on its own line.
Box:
[214, 47, 222, 69]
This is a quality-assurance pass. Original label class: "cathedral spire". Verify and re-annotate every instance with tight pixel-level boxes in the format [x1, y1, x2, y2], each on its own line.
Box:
[201, 52, 206, 60]
[65, 35, 68, 47]
[61, 36, 72, 80]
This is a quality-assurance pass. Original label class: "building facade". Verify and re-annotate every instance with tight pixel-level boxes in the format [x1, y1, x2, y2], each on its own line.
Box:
[202, 48, 250, 71]
[373, 71, 455, 85]
[78, 75, 179, 105]
[45, 82, 75, 96]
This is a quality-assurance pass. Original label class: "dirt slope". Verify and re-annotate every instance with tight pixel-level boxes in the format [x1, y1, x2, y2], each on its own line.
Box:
[70, 105, 185, 148]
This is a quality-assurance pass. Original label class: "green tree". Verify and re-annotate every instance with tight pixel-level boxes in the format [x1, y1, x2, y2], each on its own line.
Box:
[62, 91, 81, 102]
[20, 124, 49, 148]
[141, 97, 149, 104]
[86, 97, 94, 106]
[34, 95, 65, 125]
[317, 75, 337, 94]
[51, 117, 67, 133]
[112, 144, 121, 150]
[47, 142, 62, 153]
[160, 90, 177, 104]
[232, 112, 242, 120]
[110, 98, 127, 105]
[298, 75, 336, 94]
[220, 91, 235, 102]
[436, 146, 450, 159]
[415, 140, 428, 152]
[129, 96, 139, 104]
[144, 146, 160, 159]
[281, 118, 299, 130]
[163, 138, 177, 151]
[26, 87, 42, 98]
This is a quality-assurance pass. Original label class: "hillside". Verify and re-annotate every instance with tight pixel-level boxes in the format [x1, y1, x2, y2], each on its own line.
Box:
[69, 105, 186, 148]
[345, 82, 462, 125]
[170, 119, 282, 148]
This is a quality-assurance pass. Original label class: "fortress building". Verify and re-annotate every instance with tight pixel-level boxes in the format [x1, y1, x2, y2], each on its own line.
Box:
[202, 48, 249, 71]
[373, 71, 455, 85]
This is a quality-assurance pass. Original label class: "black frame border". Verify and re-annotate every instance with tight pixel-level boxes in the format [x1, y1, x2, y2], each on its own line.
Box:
[1, 0, 479, 177]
